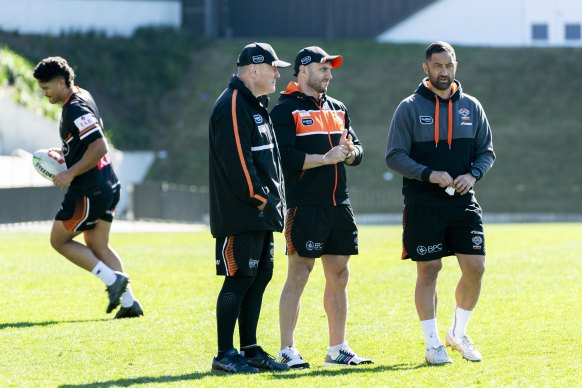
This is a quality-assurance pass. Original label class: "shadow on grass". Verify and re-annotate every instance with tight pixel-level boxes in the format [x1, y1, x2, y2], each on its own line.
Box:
[270, 363, 431, 379]
[59, 364, 432, 387]
[0, 319, 109, 331]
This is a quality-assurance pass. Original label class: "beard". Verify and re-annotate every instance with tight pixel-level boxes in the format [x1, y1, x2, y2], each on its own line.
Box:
[428, 74, 453, 90]
[307, 73, 328, 94]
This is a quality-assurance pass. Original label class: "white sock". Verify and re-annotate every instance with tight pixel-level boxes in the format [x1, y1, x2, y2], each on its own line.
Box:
[421, 319, 442, 348]
[120, 284, 136, 308]
[91, 261, 116, 286]
[327, 343, 345, 355]
[452, 306, 473, 337]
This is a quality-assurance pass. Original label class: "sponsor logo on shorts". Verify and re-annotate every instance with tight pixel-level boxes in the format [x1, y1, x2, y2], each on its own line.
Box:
[472, 236, 483, 249]
[249, 258, 260, 269]
[417, 243, 443, 256]
[253, 114, 264, 124]
[353, 231, 359, 248]
[216, 260, 221, 266]
[419, 116, 433, 125]
[470, 230, 484, 235]
[305, 241, 323, 252]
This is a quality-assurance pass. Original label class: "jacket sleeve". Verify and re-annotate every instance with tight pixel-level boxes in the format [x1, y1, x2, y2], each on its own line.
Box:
[211, 92, 268, 207]
[385, 100, 433, 182]
[471, 101, 496, 178]
[344, 110, 363, 166]
[271, 104, 306, 172]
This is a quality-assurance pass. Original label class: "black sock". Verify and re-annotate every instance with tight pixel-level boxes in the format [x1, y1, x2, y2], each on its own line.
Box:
[216, 275, 254, 353]
[239, 269, 273, 348]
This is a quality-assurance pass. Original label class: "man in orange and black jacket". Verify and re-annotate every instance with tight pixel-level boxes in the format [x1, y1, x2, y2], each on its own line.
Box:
[270, 46, 373, 368]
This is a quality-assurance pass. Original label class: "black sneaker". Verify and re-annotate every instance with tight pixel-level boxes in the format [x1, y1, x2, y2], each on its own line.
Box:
[106, 272, 129, 313]
[243, 346, 291, 372]
[212, 349, 259, 374]
[114, 300, 143, 319]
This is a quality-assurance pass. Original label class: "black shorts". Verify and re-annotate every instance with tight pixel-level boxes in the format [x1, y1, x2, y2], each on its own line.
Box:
[215, 231, 274, 277]
[402, 202, 485, 262]
[285, 205, 358, 258]
[56, 185, 120, 232]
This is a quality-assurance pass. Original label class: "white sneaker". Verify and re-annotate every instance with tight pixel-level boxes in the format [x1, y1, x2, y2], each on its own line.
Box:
[425, 345, 453, 365]
[277, 346, 310, 369]
[323, 344, 373, 367]
[446, 330, 482, 362]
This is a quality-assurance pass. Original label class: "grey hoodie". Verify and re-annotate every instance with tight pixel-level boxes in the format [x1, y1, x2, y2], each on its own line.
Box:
[386, 78, 495, 206]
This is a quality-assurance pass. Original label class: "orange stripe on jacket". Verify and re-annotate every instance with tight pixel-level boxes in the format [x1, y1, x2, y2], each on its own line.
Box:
[231, 90, 266, 204]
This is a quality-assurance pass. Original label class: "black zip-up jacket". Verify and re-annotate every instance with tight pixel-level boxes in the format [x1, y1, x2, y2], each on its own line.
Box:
[270, 82, 363, 209]
[209, 76, 285, 238]
[386, 78, 495, 206]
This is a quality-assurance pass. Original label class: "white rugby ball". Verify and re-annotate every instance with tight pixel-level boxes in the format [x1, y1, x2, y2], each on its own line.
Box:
[32, 149, 67, 181]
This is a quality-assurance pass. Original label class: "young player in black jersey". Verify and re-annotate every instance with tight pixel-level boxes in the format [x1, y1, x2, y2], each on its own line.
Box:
[33, 57, 143, 318]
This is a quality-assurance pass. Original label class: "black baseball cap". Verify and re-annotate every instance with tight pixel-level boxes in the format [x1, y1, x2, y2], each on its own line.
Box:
[237, 42, 291, 68]
[294, 46, 343, 76]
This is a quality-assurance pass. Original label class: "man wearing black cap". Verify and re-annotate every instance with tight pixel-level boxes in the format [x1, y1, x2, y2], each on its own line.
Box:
[271, 46, 373, 368]
[208, 42, 291, 373]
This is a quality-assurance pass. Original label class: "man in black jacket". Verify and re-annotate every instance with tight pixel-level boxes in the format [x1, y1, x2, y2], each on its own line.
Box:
[208, 42, 290, 374]
[271, 46, 373, 368]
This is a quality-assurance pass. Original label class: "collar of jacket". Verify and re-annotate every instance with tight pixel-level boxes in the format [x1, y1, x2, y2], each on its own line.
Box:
[229, 75, 270, 109]
[279, 81, 327, 105]
[415, 77, 462, 103]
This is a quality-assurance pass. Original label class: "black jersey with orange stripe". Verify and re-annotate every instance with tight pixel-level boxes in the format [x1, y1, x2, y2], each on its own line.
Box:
[60, 87, 118, 192]
[209, 76, 285, 238]
[270, 82, 363, 208]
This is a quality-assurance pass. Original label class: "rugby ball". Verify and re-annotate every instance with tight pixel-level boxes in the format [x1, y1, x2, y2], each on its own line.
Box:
[32, 149, 67, 181]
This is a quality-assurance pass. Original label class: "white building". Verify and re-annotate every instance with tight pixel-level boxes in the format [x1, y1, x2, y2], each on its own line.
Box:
[0, 0, 181, 37]
[377, 0, 582, 47]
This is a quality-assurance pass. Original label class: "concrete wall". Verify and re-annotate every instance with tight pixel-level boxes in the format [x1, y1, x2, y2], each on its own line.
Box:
[377, 0, 582, 47]
[0, 0, 181, 37]
[0, 91, 59, 155]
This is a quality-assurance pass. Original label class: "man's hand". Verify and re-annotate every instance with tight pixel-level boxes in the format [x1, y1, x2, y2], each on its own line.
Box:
[53, 169, 75, 189]
[453, 173, 476, 195]
[429, 171, 454, 188]
[322, 145, 349, 165]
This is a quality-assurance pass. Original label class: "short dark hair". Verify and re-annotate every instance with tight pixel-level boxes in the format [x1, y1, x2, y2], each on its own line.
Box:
[425, 41, 456, 61]
[33, 56, 75, 87]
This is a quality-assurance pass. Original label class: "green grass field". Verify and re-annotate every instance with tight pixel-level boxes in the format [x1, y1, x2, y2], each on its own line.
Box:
[1, 224, 580, 386]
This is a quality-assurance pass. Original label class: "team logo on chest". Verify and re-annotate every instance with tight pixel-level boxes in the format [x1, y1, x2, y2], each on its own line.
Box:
[458, 107, 473, 126]
[253, 114, 264, 124]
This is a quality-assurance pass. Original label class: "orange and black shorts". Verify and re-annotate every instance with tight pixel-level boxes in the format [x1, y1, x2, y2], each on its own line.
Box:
[215, 231, 274, 277]
[56, 185, 120, 232]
